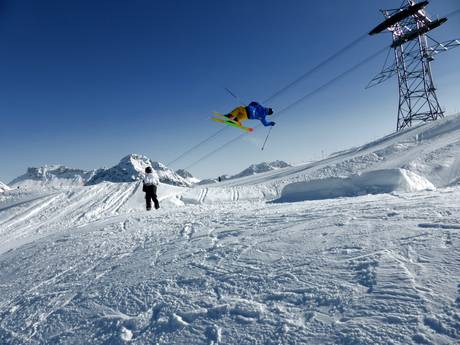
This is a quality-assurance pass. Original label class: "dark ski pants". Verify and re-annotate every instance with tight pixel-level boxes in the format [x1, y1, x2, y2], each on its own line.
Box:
[145, 186, 159, 210]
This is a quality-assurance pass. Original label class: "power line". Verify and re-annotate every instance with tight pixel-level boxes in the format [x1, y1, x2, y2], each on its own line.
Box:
[275, 46, 388, 116]
[263, 33, 368, 104]
[167, 127, 227, 166]
[445, 8, 460, 18]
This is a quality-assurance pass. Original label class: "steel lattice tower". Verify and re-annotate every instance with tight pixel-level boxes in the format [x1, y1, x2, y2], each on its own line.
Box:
[368, 0, 460, 131]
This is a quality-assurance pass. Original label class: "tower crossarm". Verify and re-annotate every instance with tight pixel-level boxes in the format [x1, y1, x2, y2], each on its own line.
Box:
[425, 39, 460, 57]
[366, 39, 460, 89]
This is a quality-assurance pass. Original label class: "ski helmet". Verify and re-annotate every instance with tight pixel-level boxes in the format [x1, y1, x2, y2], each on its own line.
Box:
[145, 167, 152, 173]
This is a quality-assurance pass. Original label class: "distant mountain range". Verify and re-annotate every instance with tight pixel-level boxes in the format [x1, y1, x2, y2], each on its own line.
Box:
[198, 160, 291, 185]
[9, 165, 95, 188]
[7, 155, 291, 190]
[9, 154, 196, 189]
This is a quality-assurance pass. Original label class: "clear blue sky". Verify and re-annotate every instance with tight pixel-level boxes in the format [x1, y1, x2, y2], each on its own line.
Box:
[0, 0, 459, 182]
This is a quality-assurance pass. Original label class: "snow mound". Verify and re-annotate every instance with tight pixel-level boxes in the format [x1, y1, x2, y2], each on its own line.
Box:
[0, 181, 11, 193]
[9, 165, 94, 189]
[87, 154, 191, 187]
[275, 169, 435, 203]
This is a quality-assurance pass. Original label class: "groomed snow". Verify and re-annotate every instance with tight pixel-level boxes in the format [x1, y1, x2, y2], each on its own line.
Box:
[1, 114, 460, 344]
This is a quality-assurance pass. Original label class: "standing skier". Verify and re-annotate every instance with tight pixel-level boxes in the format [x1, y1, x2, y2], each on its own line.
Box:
[224, 101, 275, 127]
[142, 167, 160, 210]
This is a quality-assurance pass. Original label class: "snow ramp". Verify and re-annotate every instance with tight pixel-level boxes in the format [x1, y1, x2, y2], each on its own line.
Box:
[274, 168, 434, 203]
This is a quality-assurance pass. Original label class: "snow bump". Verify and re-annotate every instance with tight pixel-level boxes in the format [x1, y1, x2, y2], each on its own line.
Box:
[275, 169, 435, 203]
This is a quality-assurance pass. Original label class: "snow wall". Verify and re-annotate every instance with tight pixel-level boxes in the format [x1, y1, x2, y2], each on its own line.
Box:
[275, 169, 435, 203]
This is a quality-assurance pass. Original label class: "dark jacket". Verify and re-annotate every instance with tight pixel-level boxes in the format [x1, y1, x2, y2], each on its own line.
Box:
[246, 102, 275, 126]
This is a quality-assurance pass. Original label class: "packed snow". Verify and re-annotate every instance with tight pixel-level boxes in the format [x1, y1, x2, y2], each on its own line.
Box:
[0, 181, 11, 193]
[275, 168, 435, 203]
[1, 114, 460, 344]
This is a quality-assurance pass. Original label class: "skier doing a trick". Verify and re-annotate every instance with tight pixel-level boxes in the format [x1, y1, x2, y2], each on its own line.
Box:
[224, 101, 275, 127]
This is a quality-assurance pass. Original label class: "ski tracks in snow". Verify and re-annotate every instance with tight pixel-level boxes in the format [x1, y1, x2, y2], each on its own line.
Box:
[0, 189, 460, 343]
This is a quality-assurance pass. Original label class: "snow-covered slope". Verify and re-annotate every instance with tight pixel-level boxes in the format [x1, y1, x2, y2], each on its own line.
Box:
[183, 114, 460, 204]
[0, 180, 186, 254]
[9, 165, 95, 189]
[1, 115, 460, 344]
[0, 181, 11, 193]
[87, 154, 191, 187]
[1, 183, 459, 344]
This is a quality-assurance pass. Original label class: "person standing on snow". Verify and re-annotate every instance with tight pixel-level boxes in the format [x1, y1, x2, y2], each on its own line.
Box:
[142, 167, 160, 210]
[224, 101, 275, 127]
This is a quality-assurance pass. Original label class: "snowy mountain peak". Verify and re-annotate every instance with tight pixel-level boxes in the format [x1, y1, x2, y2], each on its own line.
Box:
[175, 169, 193, 179]
[119, 154, 152, 173]
[87, 154, 191, 187]
[231, 160, 291, 180]
[176, 169, 201, 185]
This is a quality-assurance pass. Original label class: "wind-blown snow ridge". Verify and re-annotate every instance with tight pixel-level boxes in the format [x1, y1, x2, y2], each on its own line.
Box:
[275, 168, 435, 203]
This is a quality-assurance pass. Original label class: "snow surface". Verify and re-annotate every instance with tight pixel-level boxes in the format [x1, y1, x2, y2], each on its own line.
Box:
[0, 181, 11, 193]
[275, 168, 435, 203]
[1, 114, 460, 344]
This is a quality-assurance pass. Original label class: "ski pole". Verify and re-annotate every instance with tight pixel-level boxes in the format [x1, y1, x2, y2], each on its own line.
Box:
[261, 126, 273, 151]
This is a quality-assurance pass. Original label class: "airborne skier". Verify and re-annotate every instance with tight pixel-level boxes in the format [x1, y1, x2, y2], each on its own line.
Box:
[224, 101, 275, 127]
[211, 101, 275, 132]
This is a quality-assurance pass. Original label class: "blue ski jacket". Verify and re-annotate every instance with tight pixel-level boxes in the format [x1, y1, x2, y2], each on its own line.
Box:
[246, 102, 275, 127]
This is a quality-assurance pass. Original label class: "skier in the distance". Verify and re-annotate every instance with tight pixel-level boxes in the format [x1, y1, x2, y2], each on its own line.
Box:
[224, 101, 275, 127]
[142, 166, 160, 210]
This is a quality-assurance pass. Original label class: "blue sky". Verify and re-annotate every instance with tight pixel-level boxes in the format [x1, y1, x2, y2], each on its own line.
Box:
[0, 0, 459, 182]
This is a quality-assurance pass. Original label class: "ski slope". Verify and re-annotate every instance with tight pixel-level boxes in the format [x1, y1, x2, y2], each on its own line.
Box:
[1, 115, 460, 344]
